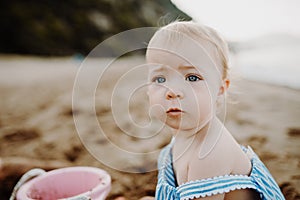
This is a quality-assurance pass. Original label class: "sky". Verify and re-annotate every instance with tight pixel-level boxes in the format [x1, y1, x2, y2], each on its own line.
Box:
[171, 0, 300, 41]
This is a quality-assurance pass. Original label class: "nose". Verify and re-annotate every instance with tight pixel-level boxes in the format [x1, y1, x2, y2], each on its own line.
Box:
[166, 88, 184, 100]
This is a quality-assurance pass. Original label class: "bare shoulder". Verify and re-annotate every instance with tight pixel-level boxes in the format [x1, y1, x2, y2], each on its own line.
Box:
[188, 129, 252, 180]
[224, 130, 252, 176]
[217, 130, 252, 176]
[188, 130, 259, 199]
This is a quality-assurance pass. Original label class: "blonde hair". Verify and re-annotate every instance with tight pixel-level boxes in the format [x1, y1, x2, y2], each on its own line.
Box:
[147, 21, 230, 79]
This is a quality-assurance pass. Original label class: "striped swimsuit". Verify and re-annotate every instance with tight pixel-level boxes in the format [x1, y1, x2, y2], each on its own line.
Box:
[155, 142, 285, 200]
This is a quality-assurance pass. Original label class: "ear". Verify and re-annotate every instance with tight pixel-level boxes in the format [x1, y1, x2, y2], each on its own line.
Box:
[218, 79, 230, 96]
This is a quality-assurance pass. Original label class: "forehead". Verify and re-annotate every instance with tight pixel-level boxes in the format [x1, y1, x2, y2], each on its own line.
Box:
[147, 49, 191, 68]
[147, 32, 219, 68]
[146, 29, 224, 78]
[146, 46, 216, 76]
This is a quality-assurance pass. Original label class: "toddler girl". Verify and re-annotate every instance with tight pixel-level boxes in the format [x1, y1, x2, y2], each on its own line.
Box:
[146, 21, 284, 200]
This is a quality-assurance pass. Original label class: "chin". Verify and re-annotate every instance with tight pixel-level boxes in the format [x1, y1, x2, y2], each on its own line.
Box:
[166, 121, 196, 131]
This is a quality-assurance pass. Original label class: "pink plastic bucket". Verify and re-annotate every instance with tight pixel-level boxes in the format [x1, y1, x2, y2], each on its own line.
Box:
[16, 166, 111, 200]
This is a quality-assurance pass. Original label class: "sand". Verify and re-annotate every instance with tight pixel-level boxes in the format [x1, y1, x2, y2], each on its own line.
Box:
[0, 55, 299, 199]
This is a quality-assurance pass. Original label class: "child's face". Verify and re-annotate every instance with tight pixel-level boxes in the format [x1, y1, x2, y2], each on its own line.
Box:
[147, 41, 223, 131]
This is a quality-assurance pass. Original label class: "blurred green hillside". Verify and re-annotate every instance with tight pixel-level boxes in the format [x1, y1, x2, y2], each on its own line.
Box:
[0, 0, 190, 56]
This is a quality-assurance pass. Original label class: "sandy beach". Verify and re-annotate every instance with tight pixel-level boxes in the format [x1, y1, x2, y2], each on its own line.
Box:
[0, 56, 299, 199]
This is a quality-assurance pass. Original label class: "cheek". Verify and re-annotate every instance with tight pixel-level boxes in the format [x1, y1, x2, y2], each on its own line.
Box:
[148, 86, 164, 105]
[148, 87, 163, 108]
[148, 90, 157, 106]
[191, 85, 215, 114]
[147, 86, 167, 120]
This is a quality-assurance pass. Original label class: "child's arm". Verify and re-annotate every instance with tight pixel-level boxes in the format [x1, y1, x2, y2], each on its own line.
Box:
[189, 189, 261, 200]
[139, 197, 155, 200]
[225, 189, 261, 200]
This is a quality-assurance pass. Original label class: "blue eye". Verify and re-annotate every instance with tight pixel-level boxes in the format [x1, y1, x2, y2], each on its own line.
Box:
[153, 76, 166, 83]
[186, 74, 202, 82]
[156, 77, 166, 83]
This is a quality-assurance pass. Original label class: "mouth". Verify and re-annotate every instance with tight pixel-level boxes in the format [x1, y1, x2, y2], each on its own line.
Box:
[166, 108, 183, 116]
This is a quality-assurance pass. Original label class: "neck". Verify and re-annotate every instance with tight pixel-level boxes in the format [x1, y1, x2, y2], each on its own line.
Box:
[172, 117, 225, 158]
[172, 116, 219, 139]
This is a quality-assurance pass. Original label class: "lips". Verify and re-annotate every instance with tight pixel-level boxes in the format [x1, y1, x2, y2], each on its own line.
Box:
[167, 108, 182, 113]
[166, 108, 183, 116]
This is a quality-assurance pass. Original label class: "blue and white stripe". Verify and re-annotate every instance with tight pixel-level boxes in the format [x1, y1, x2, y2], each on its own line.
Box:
[155, 144, 285, 200]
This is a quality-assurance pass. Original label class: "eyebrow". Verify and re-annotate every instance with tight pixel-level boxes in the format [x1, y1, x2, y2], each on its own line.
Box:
[151, 65, 196, 71]
[178, 65, 197, 70]
[178, 65, 204, 75]
[149, 65, 200, 76]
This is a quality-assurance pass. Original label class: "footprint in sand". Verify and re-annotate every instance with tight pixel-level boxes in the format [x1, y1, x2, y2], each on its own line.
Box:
[260, 151, 278, 160]
[2, 128, 40, 142]
[280, 182, 300, 200]
[247, 135, 267, 145]
[245, 135, 268, 150]
[64, 144, 83, 162]
[61, 106, 81, 117]
[287, 128, 300, 137]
